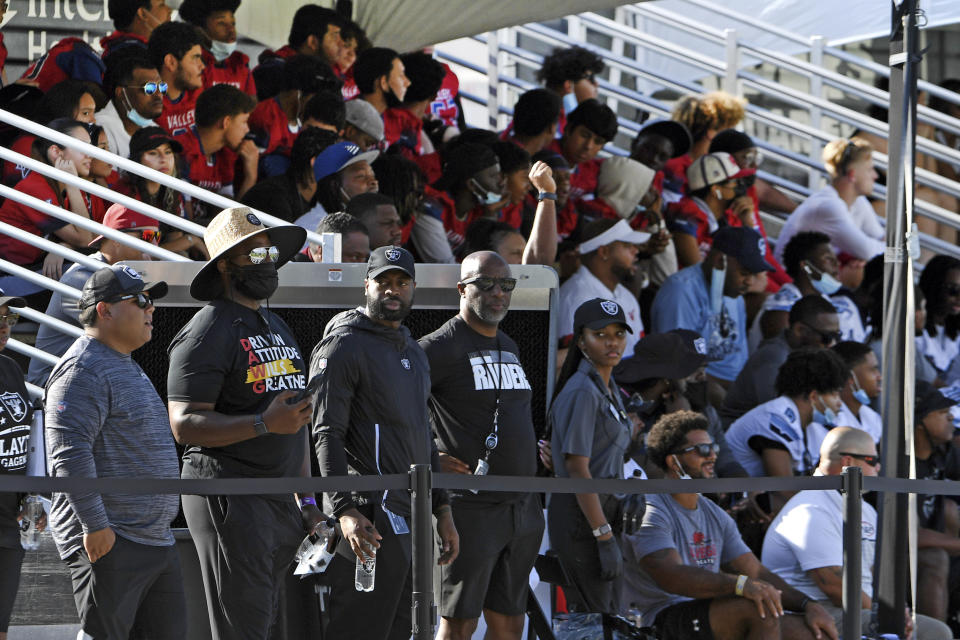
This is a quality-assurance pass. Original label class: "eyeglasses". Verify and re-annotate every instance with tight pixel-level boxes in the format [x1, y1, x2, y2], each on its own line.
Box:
[0, 313, 18, 327]
[109, 293, 153, 309]
[460, 276, 518, 292]
[125, 82, 168, 95]
[127, 229, 161, 245]
[839, 452, 880, 467]
[675, 442, 720, 457]
[243, 246, 280, 265]
[801, 322, 843, 346]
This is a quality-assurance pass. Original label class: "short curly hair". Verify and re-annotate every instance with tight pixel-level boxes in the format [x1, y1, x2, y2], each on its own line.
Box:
[774, 348, 849, 398]
[537, 46, 604, 88]
[646, 410, 710, 471]
[671, 91, 746, 143]
[781, 231, 832, 280]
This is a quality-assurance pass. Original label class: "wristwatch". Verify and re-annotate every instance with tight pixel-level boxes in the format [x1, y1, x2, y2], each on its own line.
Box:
[537, 191, 557, 202]
[592, 523, 612, 538]
[253, 413, 269, 437]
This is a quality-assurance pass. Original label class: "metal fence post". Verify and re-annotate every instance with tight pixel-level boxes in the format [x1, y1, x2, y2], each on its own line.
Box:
[842, 465, 863, 640]
[723, 29, 738, 96]
[410, 464, 434, 640]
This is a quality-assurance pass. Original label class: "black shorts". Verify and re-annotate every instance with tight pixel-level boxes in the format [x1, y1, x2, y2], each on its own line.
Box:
[654, 599, 715, 640]
[0, 545, 23, 631]
[438, 493, 544, 619]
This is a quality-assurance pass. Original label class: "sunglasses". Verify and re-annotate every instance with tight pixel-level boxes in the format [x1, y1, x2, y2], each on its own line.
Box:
[125, 82, 168, 95]
[840, 452, 880, 467]
[244, 246, 280, 265]
[944, 283, 960, 296]
[460, 276, 517, 292]
[0, 313, 18, 327]
[109, 293, 153, 309]
[675, 442, 720, 457]
[801, 322, 843, 346]
[127, 229, 161, 245]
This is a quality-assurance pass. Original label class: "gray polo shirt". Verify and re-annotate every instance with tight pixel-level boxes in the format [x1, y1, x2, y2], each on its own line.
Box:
[720, 332, 792, 427]
[45, 335, 180, 560]
[549, 359, 631, 481]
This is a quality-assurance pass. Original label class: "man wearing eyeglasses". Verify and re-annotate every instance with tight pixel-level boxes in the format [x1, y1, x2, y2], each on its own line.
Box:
[762, 426, 952, 639]
[45, 264, 187, 640]
[96, 47, 165, 159]
[720, 295, 840, 428]
[622, 410, 837, 640]
[418, 251, 542, 640]
[27, 204, 160, 387]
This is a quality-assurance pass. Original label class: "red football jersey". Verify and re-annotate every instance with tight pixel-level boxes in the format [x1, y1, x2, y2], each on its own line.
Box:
[177, 127, 237, 194]
[0, 172, 70, 265]
[248, 98, 298, 157]
[156, 88, 202, 138]
[200, 49, 256, 97]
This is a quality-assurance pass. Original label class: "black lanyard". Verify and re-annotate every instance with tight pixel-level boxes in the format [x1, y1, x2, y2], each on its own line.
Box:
[471, 333, 502, 461]
[586, 365, 629, 424]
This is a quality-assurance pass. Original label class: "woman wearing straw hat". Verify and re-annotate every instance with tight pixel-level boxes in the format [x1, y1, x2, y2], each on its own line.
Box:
[167, 207, 323, 639]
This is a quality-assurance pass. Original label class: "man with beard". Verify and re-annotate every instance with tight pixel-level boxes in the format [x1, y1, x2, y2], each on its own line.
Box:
[166, 207, 323, 640]
[149, 21, 205, 136]
[310, 246, 459, 640]
[95, 47, 165, 159]
[419, 251, 543, 640]
[558, 218, 650, 354]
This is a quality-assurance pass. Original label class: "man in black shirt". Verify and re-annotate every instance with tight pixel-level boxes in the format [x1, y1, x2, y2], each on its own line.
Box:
[419, 251, 543, 640]
[310, 245, 459, 640]
[167, 207, 321, 640]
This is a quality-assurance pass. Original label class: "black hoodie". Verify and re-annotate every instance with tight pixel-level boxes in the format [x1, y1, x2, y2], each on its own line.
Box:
[310, 308, 446, 518]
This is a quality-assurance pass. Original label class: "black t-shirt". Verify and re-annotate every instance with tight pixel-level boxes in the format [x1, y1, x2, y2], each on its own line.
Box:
[167, 300, 307, 491]
[419, 316, 536, 504]
[916, 445, 960, 532]
[0, 354, 31, 547]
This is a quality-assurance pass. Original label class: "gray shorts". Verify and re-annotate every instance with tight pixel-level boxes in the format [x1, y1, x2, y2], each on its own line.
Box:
[437, 493, 544, 619]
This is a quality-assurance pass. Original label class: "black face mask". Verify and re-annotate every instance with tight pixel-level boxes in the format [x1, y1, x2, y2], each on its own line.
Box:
[733, 180, 750, 199]
[229, 263, 279, 300]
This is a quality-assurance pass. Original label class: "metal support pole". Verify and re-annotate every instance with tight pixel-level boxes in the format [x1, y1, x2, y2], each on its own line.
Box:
[842, 466, 863, 640]
[808, 35, 825, 190]
[723, 29, 739, 95]
[410, 464, 434, 640]
[487, 31, 501, 130]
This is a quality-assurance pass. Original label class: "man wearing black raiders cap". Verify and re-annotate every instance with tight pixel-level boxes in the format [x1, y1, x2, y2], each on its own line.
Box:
[166, 207, 322, 640]
[310, 245, 459, 640]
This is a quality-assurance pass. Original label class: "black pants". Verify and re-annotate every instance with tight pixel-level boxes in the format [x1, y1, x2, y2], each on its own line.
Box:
[547, 492, 622, 614]
[65, 536, 185, 640]
[323, 504, 413, 640]
[182, 493, 303, 640]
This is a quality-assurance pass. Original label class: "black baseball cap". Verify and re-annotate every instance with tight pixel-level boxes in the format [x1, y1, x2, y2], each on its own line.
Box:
[637, 119, 692, 158]
[574, 298, 633, 335]
[614, 329, 710, 384]
[367, 246, 415, 280]
[0, 287, 25, 310]
[711, 226, 775, 274]
[79, 264, 168, 310]
[128, 126, 183, 161]
[916, 381, 956, 420]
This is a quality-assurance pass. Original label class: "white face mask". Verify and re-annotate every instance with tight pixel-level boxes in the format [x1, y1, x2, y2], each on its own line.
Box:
[673, 455, 691, 480]
[209, 39, 237, 63]
[122, 90, 156, 128]
[803, 262, 842, 296]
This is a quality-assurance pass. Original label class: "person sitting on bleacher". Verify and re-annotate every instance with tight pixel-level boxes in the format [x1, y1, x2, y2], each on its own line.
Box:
[178, 0, 256, 97]
[548, 98, 617, 213]
[622, 410, 837, 640]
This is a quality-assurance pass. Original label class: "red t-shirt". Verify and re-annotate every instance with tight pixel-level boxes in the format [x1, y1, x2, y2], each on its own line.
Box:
[99, 31, 148, 59]
[548, 139, 601, 204]
[156, 88, 202, 138]
[0, 34, 7, 71]
[337, 64, 359, 101]
[667, 197, 716, 261]
[663, 154, 694, 196]
[19, 37, 105, 92]
[201, 49, 256, 97]
[384, 107, 423, 155]
[2, 136, 35, 184]
[248, 98, 297, 157]
[428, 64, 460, 128]
[177, 127, 237, 194]
[0, 172, 70, 265]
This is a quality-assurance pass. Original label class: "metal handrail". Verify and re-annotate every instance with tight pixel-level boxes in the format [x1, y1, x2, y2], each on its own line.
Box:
[0, 220, 110, 272]
[17, 306, 84, 339]
[0, 258, 82, 299]
[0, 109, 325, 246]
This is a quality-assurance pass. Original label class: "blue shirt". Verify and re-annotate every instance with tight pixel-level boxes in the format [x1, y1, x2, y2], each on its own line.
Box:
[650, 264, 748, 382]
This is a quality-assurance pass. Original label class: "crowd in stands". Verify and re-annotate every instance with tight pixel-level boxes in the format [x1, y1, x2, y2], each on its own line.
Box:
[2, 1, 960, 639]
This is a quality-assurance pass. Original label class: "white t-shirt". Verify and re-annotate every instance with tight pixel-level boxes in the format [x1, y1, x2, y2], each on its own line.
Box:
[761, 482, 877, 601]
[726, 396, 817, 476]
[836, 402, 882, 443]
[749, 283, 865, 353]
[917, 325, 960, 375]
[558, 264, 643, 353]
[774, 185, 885, 263]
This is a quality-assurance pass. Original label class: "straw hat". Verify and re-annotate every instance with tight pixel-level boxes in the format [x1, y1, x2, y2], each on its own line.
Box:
[189, 207, 307, 301]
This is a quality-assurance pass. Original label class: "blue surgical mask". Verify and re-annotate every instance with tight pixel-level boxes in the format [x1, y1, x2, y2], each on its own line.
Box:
[804, 262, 842, 296]
[470, 179, 502, 206]
[122, 90, 157, 129]
[209, 39, 237, 63]
[812, 395, 838, 427]
[562, 92, 578, 114]
[851, 374, 871, 406]
[710, 255, 726, 316]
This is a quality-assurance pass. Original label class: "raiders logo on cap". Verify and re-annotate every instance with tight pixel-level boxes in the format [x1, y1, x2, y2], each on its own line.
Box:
[694, 337, 707, 355]
[400, 358, 411, 370]
[385, 248, 402, 262]
[246, 213, 261, 226]
[120, 265, 143, 280]
[758, 238, 766, 255]
[600, 300, 619, 316]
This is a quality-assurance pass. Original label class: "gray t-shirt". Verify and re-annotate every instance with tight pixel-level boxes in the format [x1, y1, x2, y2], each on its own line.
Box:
[27, 254, 105, 387]
[622, 492, 751, 626]
[45, 335, 181, 559]
[549, 358, 631, 481]
[720, 332, 791, 427]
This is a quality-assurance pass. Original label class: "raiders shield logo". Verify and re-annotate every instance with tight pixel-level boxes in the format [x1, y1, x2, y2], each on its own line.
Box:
[246, 213, 261, 226]
[385, 248, 402, 262]
[0, 392, 26, 422]
[120, 264, 142, 280]
[694, 337, 707, 355]
[600, 300, 619, 316]
[400, 358, 411, 370]
[758, 238, 766, 255]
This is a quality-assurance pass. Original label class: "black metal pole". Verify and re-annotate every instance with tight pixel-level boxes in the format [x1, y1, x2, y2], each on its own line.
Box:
[842, 466, 863, 640]
[410, 464, 434, 640]
[876, 0, 919, 633]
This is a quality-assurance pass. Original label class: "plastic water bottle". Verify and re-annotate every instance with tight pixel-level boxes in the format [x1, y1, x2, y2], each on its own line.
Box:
[20, 494, 43, 551]
[354, 541, 376, 592]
